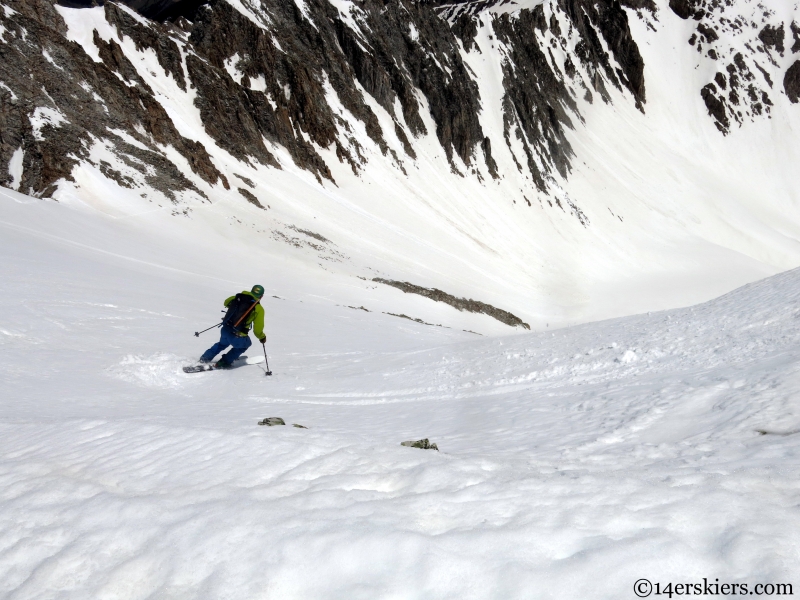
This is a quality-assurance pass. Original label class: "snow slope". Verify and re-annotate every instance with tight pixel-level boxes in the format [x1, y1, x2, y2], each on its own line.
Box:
[27, 0, 796, 331]
[1, 187, 798, 598]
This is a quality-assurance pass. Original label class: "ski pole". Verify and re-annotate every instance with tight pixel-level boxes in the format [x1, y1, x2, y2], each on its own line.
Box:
[196, 298, 258, 338]
[262, 342, 272, 376]
[194, 322, 222, 337]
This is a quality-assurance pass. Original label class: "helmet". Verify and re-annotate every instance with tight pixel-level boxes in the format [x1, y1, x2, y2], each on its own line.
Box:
[251, 284, 265, 298]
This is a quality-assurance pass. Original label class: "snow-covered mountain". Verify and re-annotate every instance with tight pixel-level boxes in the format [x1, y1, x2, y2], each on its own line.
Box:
[1, 0, 800, 329]
[2, 2, 800, 594]
[1, 183, 799, 598]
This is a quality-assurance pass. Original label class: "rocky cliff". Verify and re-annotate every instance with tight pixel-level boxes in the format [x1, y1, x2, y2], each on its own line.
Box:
[3, 0, 795, 195]
[669, 0, 798, 133]
[1, 0, 651, 201]
[2, 0, 798, 197]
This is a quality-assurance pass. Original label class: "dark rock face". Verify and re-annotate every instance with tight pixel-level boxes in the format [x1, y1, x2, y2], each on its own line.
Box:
[493, 8, 577, 188]
[1, 0, 650, 204]
[568, 0, 646, 109]
[697, 23, 718, 43]
[701, 83, 729, 133]
[759, 24, 785, 55]
[684, 1, 790, 133]
[437, 0, 646, 190]
[1, 0, 789, 204]
[668, 0, 694, 20]
[1, 0, 653, 202]
[184, 55, 281, 170]
[237, 187, 264, 209]
[791, 22, 800, 53]
[785, 61, 800, 104]
[325, 0, 491, 172]
[451, 11, 479, 51]
[93, 30, 145, 86]
[373, 277, 530, 329]
[0, 0, 225, 198]
[123, 0, 205, 21]
[619, 0, 656, 12]
[185, 0, 342, 180]
[177, 0, 493, 179]
[105, 3, 186, 90]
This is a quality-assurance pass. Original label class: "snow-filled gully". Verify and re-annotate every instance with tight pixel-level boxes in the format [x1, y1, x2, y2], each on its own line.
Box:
[1, 193, 798, 598]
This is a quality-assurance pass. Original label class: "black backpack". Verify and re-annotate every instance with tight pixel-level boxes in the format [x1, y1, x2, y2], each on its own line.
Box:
[223, 293, 258, 334]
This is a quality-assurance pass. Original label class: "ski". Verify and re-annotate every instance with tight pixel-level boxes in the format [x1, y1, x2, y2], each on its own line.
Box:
[182, 355, 265, 373]
[183, 364, 216, 373]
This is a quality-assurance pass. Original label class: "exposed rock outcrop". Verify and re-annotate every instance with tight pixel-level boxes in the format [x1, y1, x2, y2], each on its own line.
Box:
[784, 61, 800, 103]
[2, 0, 791, 206]
[401, 438, 439, 451]
[684, 1, 789, 133]
[791, 22, 800, 53]
[437, 0, 646, 188]
[1, 0, 651, 202]
[237, 187, 264, 209]
[492, 7, 577, 188]
[701, 83, 729, 133]
[0, 0, 225, 198]
[563, 0, 646, 109]
[759, 23, 785, 55]
[668, 0, 695, 20]
[373, 278, 530, 329]
[104, 2, 186, 90]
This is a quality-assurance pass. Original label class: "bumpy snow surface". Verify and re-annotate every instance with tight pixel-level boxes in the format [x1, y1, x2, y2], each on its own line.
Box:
[1, 191, 799, 597]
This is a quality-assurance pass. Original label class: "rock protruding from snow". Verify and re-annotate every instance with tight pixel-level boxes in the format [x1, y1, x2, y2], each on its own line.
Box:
[374, 278, 530, 329]
[401, 438, 439, 451]
[237, 187, 265, 209]
[784, 61, 800, 103]
[0, 0, 226, 198]
[0, 0, 650, 199]
[668, 0, 694, 20]
[684, 0, 798, 133]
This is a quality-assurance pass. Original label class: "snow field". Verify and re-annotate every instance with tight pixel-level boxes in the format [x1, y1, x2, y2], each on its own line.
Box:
[47, 1, 800, 332]
[1, 188, 799, 598]
[3, 1, 799, 595]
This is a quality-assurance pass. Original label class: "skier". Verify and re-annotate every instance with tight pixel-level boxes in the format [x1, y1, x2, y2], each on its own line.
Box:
[200, 285, 266, 369]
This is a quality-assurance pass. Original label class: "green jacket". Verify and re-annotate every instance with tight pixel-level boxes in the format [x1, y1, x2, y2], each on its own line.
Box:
[224, 291, 265, 339]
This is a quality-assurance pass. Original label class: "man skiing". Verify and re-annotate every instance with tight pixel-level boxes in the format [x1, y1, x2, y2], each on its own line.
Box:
[200, 285, 266, 369]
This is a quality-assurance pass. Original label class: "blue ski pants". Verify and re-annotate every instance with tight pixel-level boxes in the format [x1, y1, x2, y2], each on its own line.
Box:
[201, 325, 252, 364]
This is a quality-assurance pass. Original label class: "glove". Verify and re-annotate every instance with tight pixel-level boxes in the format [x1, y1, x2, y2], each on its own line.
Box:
[259, 337, 266, 344]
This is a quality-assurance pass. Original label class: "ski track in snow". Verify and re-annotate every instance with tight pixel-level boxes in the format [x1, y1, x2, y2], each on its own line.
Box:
[1, 198, 799, 596]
